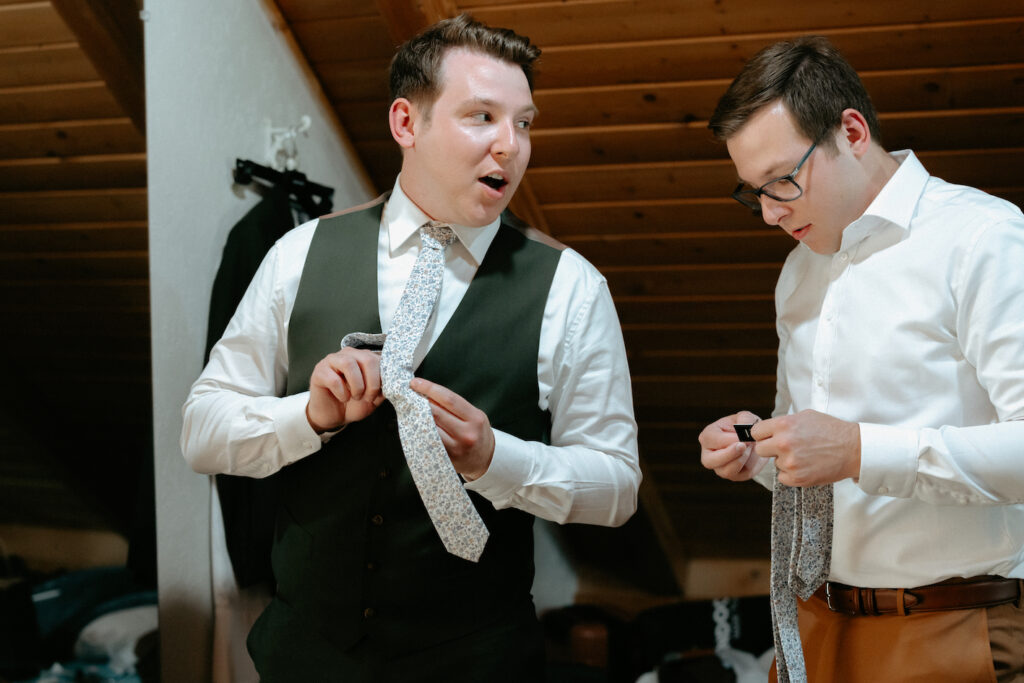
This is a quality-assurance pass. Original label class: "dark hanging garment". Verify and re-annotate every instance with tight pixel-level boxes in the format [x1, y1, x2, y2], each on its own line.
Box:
[205, 182, 296, 588]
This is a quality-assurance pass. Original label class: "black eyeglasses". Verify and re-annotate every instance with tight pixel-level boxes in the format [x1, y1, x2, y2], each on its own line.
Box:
[731, 142, 817, 213]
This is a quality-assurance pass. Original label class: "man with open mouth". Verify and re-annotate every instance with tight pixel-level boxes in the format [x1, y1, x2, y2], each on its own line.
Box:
[182, 13, 641, 683]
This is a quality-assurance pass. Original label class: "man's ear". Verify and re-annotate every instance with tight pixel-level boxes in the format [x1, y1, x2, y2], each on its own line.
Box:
[840, 108, 872, 158]
[389, 98, 417, 149]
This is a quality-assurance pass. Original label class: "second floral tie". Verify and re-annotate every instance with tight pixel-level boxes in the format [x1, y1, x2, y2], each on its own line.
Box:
[770, 478, 833, 682]
[378, 221, 489, 562]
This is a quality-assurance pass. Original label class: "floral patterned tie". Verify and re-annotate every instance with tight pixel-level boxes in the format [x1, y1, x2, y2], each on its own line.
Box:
[377, 221, 489, 562]
[770, 478, 833, 682]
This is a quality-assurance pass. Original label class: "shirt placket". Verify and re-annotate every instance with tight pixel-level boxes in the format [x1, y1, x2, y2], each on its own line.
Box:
[810, 250, 852, 412]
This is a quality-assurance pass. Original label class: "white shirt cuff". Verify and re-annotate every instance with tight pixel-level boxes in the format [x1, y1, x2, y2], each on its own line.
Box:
[857, 422, 919, 498]
[272, 392, 324, 466]
[464, 429, 532, 504]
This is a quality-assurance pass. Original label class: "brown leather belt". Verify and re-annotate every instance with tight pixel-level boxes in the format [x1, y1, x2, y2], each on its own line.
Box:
[814, 576, 1023, 617]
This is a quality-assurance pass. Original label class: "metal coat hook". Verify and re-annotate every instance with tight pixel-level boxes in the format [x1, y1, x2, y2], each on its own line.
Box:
[265, 115, 312, 172]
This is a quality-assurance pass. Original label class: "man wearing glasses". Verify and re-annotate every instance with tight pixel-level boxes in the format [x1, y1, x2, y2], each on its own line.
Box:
[697, 36, 1024, 681]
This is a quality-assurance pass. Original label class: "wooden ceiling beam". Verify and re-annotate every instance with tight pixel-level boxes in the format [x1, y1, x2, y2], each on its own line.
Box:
[50, 0, 145, 134]
[373, 0, 457, 45]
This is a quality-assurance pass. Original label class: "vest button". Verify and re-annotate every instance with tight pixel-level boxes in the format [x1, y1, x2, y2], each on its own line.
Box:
[387, 418, 399, 432]
[366, 561, 377, 571]
[371, 514, 384, 526]
[363, 607, 375, 619]
[379, 468, 390, 479]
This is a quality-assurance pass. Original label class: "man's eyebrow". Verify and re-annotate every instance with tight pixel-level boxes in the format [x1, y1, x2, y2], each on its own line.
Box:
[465, 96, 539, 117]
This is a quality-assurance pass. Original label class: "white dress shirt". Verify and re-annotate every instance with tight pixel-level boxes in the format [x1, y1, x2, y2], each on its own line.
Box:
[181, 179, 641, 527]
[759, 150, 1024, 587]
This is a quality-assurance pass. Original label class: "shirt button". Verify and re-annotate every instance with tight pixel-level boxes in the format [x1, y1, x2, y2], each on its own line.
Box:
[840, 253, 849, 262]
[371, 514, 384, 526]
[815, 377, 824, 387]
[878, 486, 889, 495]
[363, 607, 375, 619]
[302, 440, 313, 450]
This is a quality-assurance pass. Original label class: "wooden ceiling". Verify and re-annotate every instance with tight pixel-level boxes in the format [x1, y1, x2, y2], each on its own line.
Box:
[0, 0, 147, 532]
[1, 0, 1022, 599]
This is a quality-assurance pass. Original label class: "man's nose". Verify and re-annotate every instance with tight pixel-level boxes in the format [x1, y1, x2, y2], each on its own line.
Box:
[492, 121, 518, 158]
[759, 196, 790, 227]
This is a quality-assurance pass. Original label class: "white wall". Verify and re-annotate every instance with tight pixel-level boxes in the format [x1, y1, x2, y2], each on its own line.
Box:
[144, 1, 373, 680]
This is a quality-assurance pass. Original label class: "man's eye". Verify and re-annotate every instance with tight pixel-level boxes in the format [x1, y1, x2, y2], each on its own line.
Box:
[516, 119, 532, 129]
[471, 112, 492, 122]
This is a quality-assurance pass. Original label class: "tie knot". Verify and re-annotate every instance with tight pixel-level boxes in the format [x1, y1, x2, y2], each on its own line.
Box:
[421, 221, 457, 249]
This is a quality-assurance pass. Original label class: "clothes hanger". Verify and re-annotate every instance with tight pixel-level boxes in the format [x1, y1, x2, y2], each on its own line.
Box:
[233, 158, 334, 216]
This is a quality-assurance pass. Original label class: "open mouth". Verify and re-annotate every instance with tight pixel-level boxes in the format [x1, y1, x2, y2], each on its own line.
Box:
[479, 173, 508, 191]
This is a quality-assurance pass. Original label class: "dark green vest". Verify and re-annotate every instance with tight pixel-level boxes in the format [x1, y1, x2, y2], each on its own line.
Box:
[260, 201, 561, 655]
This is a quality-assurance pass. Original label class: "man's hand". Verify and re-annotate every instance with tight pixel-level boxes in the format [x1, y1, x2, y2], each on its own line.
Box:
[410, 377, 494, 480]
[699, 410, 770, 481]
[306, 348, 385, 433]
[752, 409, 861, 487]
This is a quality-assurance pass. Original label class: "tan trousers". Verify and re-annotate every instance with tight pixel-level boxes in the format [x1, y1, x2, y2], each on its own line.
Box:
[769, 592, 1024, 682]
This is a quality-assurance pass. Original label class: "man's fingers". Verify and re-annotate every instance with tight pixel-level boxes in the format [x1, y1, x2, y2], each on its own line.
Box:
[410, 377, 468, 417]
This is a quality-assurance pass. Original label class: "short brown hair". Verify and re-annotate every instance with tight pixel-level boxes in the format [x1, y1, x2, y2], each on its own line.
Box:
[708, 35, 881, 150]
[388, 14, 541, 113]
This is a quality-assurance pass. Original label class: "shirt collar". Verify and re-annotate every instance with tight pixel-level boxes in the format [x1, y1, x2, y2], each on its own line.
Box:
[383, 176, 501, 266]
[840, 150, 928, 250]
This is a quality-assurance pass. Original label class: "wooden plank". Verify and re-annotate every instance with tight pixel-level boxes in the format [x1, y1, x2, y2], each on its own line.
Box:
[880, 109, 1024, 152]
[6, 332, 151, 357]
[630, 374, 777, 408]
[613, 295, 776, 326]
[0, 81, 121, 124]
[637, 403, 771, 427]
[50, 0, 146, 132]
[12, 308, 150, 334]
[316, 59, 392, 103]
[683, 558, 770, 600]
[0, 118, 144, 159]
[530, 122, 720, 167]
[6, 342, 151, 374]
[277, 0, 380, 22]
[0, 278, 149, 308]
[527, 159, 738, 204]
[337, 101, 391, 139]
[291, 14, 397, 63]
[470, 0, 1024, 46]
[0, 249, 148, 280]
[603, 263, 783, 297]
[374, 0, 456, 44]
[862, 64, 1024, 116]
[529, 108, 1024, 167]
[0, 3, 74, 47]
[534, 20, 1024, 88]
[565, 229, 793, 267]
[0, 153, 147, 190]
[528, 64, 1024, 130]
[0, 188, 148, 223]
[0, 42, 96, 88]
[626, 348, 778, 376]
[916, 148, 1024, 190]
[623, 325, 778, 353]
[529, 149, 1024, 206]
[544, 198, 765, 236]
[0, 221, 147, 252]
